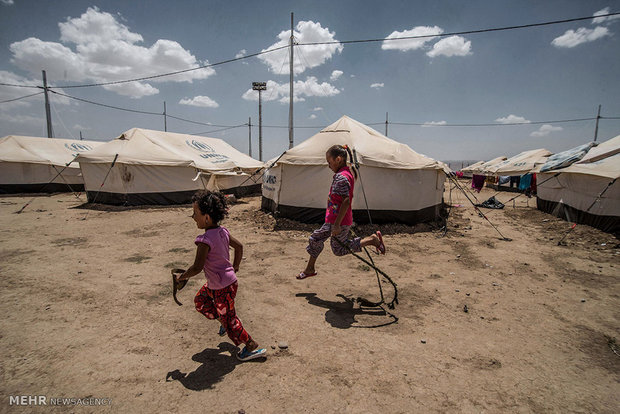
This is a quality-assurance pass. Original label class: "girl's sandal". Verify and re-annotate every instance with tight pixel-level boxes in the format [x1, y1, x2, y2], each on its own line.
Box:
[376, 231, 386, 255]
[237, 347, 267, 361]
[297, 271, 317, 280]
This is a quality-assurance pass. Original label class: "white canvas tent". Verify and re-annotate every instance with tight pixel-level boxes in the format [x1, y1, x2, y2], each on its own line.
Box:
[75, 128, 264, 205]
[262, 116, 446, 224]
[460, 160, 484, 177]
[484, 149, 552, 176]
[537, 135, 620, 234]
[467, 156, 507, 175]
[0, 135, 102, 193]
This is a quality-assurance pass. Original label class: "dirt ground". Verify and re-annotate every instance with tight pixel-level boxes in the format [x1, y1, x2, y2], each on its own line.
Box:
[1, 181, 619, 413]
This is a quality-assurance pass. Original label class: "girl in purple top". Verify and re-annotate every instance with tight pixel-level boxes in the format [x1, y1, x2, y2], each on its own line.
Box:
[176, 190, 265, 361]
[298, 144, 386, 280]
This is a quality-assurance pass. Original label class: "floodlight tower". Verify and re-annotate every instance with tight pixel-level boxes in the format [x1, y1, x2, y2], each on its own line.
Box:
[252, 82, 267, 161]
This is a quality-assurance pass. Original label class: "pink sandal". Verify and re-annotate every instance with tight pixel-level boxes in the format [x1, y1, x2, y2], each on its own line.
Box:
[376, 231, 386, 255]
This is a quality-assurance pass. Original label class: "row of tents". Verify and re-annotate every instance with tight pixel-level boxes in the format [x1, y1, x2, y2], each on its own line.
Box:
[1, 115, 618, 234]
[0, 116, 447, 224]
[460, 137, 620, 234]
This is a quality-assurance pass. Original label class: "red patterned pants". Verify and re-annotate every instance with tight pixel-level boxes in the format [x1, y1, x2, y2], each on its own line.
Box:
[194, 281, 251, 346]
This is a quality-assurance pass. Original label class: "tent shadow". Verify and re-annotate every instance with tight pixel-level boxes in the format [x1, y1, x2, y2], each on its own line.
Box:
[165, 342, 265, 391]
[295, 292, 395, 329]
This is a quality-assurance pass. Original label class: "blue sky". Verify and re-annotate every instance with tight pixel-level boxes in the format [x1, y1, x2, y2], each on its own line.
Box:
[1, 0, 619, 163]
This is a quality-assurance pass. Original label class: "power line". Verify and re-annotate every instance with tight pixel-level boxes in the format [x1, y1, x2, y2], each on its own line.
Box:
[0, 91, 44, 104]
[387, 117, 599, 127]
[2, 12, 614, 92]
[48, 89, 162, 115]
[189, 124, 248, 136]
[28, 88, 620, 130]
[298, 12, 620, 47]
[49, 89, 248, 129]
[55, 44, 291, 89]
[165, 113, 241, 128]
[0, 82, 40, 89]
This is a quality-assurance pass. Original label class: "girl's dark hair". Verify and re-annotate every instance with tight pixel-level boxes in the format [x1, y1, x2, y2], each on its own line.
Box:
[192, 190, 228, 224]
[326, 144, 358, 179]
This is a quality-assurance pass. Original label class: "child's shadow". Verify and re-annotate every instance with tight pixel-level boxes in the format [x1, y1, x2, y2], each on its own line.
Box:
[296, 293, 392, 329]
[165, 342, 265, 390]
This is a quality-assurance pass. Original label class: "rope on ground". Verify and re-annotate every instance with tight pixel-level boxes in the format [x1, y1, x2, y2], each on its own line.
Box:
[14, 157, 79, 214]
[444, 172, 512, 241]
[332, 232, 398, 312]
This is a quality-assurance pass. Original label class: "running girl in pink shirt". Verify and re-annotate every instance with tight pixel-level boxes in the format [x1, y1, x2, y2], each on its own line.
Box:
[176, 190, 265, 361]
[297, 144, 386, 280]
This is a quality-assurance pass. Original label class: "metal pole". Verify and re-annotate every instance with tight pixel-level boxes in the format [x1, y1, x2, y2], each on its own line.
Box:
[42, 70, 53, 138]
[385, 112, 388, 136]
[594, 104, 601, 142]
[80, 131, 83, 141]
[288, 12, 294, 149]
[164, 101, 167, 132]
[248, 117, 252, 157]
[259, 89, 263, 161]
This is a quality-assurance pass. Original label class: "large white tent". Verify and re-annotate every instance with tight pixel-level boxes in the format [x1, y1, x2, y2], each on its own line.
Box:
[262, 115, 446, 224]
[0, 135, 102, 193]
[466, 156, 508, 175]
[75, 128, 264, 205]
[484, 149, 552, 176]
[537, 135, 620, 234]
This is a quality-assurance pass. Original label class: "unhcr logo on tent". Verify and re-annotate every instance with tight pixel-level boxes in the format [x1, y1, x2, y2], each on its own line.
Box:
[185, 139, 230, 163]
[64, 143, 93, 153]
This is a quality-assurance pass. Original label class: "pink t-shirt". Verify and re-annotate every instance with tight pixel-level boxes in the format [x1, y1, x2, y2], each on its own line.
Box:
[194, 227, 237, 290]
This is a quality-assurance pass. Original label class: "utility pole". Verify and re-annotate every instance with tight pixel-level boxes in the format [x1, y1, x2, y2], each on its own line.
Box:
[252, 82, 266, 161]
[163, 101, 167, 132]
[42, 70, 53, 138]
[288, 12, 294, 149]
[79, 131, 83, 141]
[594, 104, 601, 142]
[248, 117, 252, 157]
[385, 112, 388, 136]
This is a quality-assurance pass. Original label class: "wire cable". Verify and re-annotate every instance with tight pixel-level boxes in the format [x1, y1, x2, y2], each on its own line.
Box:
[298, 12, 620, 47]
[0, 91, 44, 104]
[9, 12, 611, 91]
[48, 89, 162, 115]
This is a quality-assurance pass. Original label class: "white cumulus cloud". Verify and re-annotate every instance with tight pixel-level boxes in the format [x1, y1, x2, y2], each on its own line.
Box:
[551, 26, 610, 48]
[330, 70, 343, 81]
[495, 114, 530, 124]
[531, 124, 563, 137]
[179, 95, 219, 108]
[258, 20, 343, 75]
[313, 107, 323, 111]
[1, 0, 15, 5]
[9, 7, 214, 98]
[382, 26, 443, 51]
[370, 83, 384, 89]
[427, 36, 472, 57]
[309, 114, 317, 120]
[241, 77, 339, 103]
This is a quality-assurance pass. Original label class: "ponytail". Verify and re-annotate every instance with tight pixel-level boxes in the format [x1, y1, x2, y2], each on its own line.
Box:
[327, 144, 358, 179]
